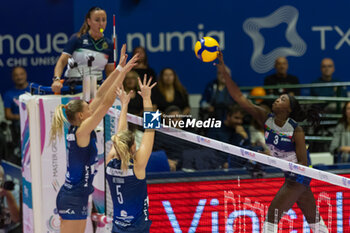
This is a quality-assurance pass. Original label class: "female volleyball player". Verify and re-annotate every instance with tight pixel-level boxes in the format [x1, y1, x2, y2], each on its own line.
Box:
[217, 52, 328, 233]
[51, 6, 114, 93]
[106, 75, 156, 233]
[50, 47, 138, 233]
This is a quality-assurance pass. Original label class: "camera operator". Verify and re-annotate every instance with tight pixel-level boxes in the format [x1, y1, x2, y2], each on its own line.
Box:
[0, 165, 20, 233]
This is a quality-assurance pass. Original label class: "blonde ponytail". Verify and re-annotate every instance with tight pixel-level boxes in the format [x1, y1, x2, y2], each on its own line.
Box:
[111, 130, 135, 172]
[50, 104, 68, 143]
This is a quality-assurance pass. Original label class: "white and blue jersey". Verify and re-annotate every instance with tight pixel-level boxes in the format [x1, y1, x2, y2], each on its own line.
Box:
[264, 113, 311, 185]
[63, 33, 114, 80]
[56, 125, 98, 220]
[106, 158, 151, 233]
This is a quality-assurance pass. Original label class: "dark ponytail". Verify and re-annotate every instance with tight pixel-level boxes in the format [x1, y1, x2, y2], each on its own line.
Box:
[288, 94, 321, 127]
[77, 6, 104, 38]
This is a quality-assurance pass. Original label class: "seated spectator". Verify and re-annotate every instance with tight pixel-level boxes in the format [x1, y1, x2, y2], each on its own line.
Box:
[310, 58, 347, 112]
[207, 105, 251, 168]
[3, 66, 30, 164]
[152, 68, 190, 115]
[264, 57, 300, 96]
[123, 70, 143, 116]
[330, 101, 350, 163]
[199, 64, 235, 121]
[132, 46, 157, 84]
[0, 165, 20, 232]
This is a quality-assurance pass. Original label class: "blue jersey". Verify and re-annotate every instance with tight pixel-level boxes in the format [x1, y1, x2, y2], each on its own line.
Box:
[63, 33, 114, 80]
[106, 158, 150, 230]
[63, 126, 98, 194]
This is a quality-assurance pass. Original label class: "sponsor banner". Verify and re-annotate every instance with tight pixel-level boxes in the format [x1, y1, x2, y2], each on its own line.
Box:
[19, 93, 34, 233]
[74, 0, 350, 93]
[1, 0, 73, 94]
[39, 97, 67, 233]
[148, 175, 350, 232]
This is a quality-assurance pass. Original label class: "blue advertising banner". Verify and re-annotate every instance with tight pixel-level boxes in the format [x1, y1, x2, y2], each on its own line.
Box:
[0, 0, 73, 94]
[74, 0, 350, 94]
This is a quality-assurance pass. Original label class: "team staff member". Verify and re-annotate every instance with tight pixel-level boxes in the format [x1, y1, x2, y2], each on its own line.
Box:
[51, 6, 114, 93]
[106, 75, 156, 233]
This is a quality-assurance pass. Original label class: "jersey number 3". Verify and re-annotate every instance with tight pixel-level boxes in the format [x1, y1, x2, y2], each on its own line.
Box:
[273, 135, 279, 145]
[116, 185, 124, 204]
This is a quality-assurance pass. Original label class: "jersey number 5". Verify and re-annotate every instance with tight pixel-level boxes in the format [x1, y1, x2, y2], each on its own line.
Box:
[116, 185, 124, 204]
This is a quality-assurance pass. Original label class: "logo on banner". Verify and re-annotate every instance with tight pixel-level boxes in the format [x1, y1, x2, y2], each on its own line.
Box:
[46, 215, 60, 232]
[288, 162, 306, 173]
[243, 5, 306, 73]
[143, 110, 161, 129]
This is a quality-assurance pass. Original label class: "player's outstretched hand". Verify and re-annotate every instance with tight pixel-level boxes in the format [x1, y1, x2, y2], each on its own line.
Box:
[116, 85, 132, 106]
[137, 74, 157, 99]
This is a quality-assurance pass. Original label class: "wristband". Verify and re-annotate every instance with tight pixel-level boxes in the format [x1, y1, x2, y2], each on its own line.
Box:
[52, 76, 61, 82]
[116, 65, 123, 71]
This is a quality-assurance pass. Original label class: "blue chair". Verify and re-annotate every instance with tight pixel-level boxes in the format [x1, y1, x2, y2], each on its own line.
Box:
[146, 150, 170, 173]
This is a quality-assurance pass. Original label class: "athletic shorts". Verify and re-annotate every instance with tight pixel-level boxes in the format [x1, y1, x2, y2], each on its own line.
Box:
[112, 214, 152, 233]
[284, 172, 311, 186]
[56, 186, 90, 220]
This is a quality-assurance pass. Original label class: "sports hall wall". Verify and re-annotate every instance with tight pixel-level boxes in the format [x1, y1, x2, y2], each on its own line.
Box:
[2, 0, 350, 94]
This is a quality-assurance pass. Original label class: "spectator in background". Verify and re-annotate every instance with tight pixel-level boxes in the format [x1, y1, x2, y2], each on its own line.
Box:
[330, 101, 350, 163]
[132, 46, 157, 84]
[152, 68, 190, 115]
[0, 165, 20, 232]
[264, 57, 300, 96]
[199, 64, 235, 121]
[311, 58, 347, 112]
[153, 106, 200, 171]
[311, 58, 346, 97]
[207, 105, 251, 168]
[123, 70, 143, 116]
[3, 66, 30, 163]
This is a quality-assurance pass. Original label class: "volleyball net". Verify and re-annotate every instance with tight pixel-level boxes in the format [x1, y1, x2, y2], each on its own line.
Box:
[19, 91, 350, 233]
[105, 108, 350, 233]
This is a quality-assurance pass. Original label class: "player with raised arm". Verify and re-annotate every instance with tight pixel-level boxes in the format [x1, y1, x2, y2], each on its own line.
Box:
[106, 75, 156, 233]
[217, 52, 328, 233]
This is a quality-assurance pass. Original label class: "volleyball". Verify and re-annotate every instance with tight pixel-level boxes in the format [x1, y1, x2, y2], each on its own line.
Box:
[194, 37, 220, 62]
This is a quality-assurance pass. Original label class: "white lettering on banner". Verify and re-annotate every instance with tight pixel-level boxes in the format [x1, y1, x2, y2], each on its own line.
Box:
[162, 199, 207, 232]
[6, 57, 28, 67]
[0, 32, 68, 55]
[312, 25, 350, 50]
[126, 24, 225, 53]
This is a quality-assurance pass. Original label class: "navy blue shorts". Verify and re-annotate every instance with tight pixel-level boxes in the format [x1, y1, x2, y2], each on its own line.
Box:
[56, 186, 90, 220]
[112, 214, 152, 233]
[284, 172, 311, 186]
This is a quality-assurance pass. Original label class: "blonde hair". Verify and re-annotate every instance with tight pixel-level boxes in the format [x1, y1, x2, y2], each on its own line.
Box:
[50, 99, 85, 143]
[111, 130, 135, 172]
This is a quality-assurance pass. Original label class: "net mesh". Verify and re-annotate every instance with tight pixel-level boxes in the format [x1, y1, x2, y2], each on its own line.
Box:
[104, 110, 350, 233]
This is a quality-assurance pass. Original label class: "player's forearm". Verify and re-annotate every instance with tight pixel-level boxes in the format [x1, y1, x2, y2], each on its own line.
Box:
[96, 68, 120, 99]
[102, 71, 127, 107]
[53, 59, 66, 78]
[143, 98, 153, 111]
[117, 104, 128, 132]
[5, 109, 20, 121]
